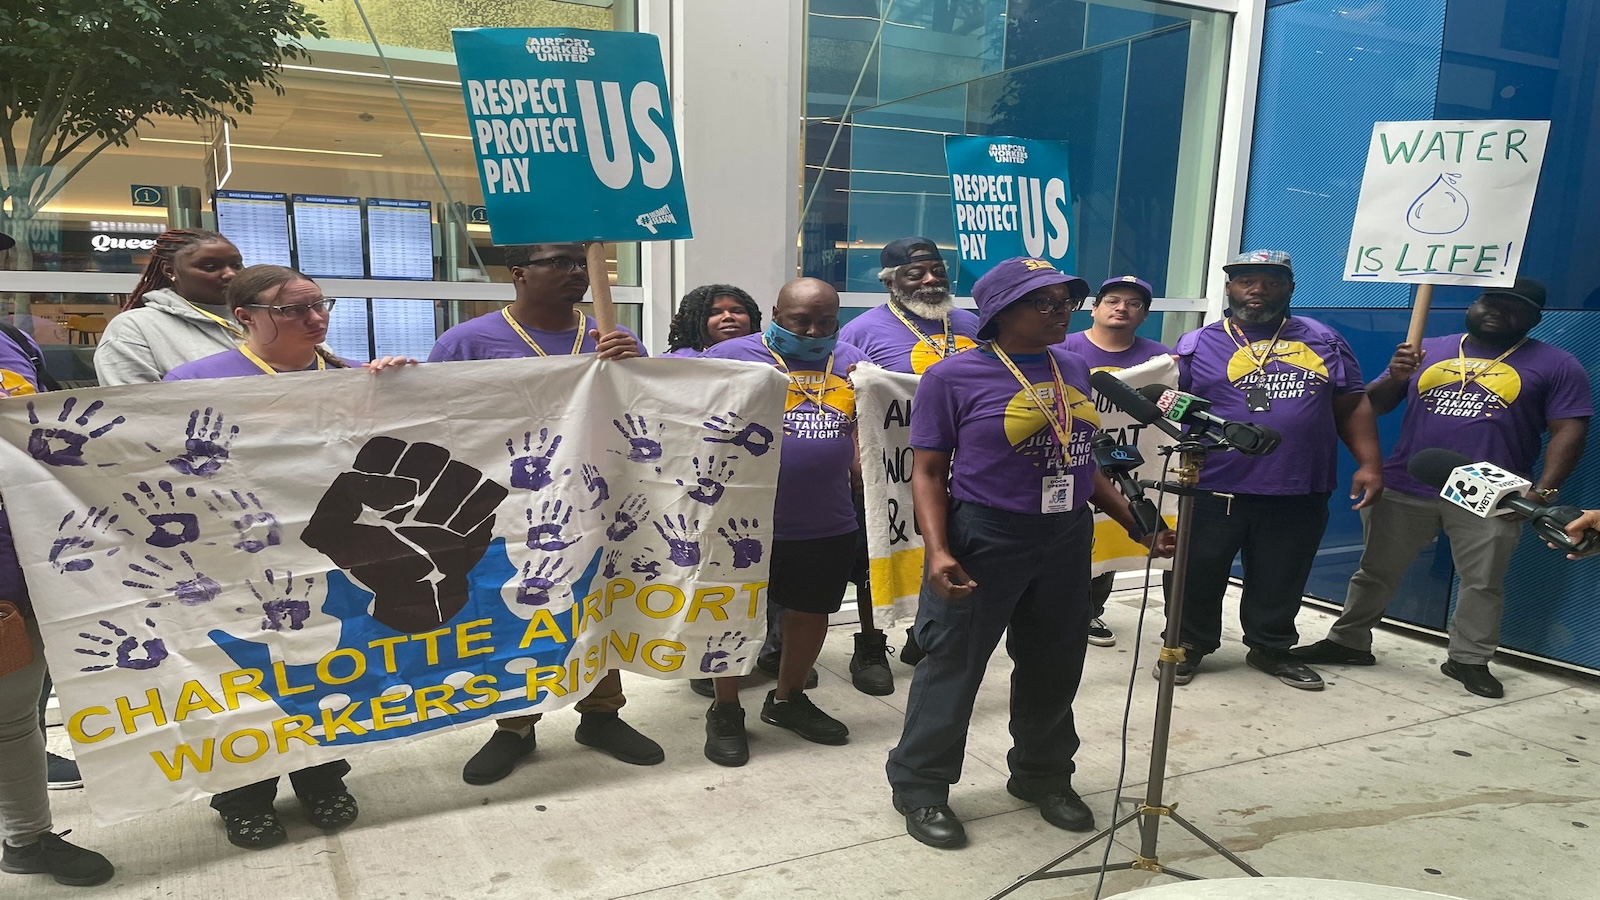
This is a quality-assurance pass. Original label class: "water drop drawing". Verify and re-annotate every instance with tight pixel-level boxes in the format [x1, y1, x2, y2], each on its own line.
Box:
[1405, 173, 1469, 235]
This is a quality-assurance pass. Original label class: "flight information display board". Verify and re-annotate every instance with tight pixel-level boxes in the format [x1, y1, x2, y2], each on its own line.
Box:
[366, 198, 434, 280]
[322, 297, 372, 364]
[213, 191, 291, 266]
[372, 298, 438, 360]
[292, 194, 364, 278]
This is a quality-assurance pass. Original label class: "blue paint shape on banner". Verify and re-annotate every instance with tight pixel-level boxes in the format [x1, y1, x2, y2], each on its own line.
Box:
[943, 135, 1075, 295]
[451, 28, 693, 245]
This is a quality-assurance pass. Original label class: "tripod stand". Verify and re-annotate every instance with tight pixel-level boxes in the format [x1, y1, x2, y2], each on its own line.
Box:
[989, 441, 1262, 898]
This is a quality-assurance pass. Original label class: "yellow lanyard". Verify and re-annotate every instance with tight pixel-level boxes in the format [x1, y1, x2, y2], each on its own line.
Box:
[992, 345, 1075, 463]
[763, 338, 833, 411]
[1225, 316, 1289, 376]
[500, 307, 585, 357]
[238, 345, 326, 375]
[184, 300, 247, 342]
[1456, 334, 1527, 391]
[887, 302, 957, 358]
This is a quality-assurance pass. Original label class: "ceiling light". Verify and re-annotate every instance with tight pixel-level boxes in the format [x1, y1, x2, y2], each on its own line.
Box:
[280, 64, 461, 87]
[140, 137, 383, 158]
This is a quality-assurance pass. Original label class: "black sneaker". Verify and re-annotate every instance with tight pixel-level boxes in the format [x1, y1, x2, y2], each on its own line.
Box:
[462, 728, 537, 785]
[220, 811, 287, 851]
[1087, 618, 1116, 647]
[704, 703, 749, 767]
[46, 752, 83, 790]
[0, 831, 114, 886]
[755, 652, 819, 688]
[760, 690, 848, 745]
[900, 630, 926, 666]
[1246, 649, 1325, 691]
[574, 712, 665, 765]
[1441, 660, 1504, 698]
[1152, 646, 1206, 685]
[302, 791, 360, 830]
[1291, 639, 1376, 666]
[689, 678, 715, 698]
[849, 631, 894, 696]
[1007, 779, 1094, 832]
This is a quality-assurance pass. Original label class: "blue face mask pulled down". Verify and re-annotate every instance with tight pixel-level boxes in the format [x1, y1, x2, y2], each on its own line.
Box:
[764, 321, 837, 361]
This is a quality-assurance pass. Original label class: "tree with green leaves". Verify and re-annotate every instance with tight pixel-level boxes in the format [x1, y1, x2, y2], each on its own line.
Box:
[0, 0, 327, 269]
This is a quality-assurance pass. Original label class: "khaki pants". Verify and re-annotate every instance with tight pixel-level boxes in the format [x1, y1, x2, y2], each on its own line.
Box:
[498, 668, 625, 729]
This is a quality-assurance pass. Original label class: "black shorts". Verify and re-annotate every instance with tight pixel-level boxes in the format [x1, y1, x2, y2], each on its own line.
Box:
[768, 531, 859, 615]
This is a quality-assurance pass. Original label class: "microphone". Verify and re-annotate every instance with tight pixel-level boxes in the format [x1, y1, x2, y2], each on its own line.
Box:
[1091, 431, 1162, 539]
[1135, 384, 1282, 456]
[1407, 448, 1600, 555]
[1087, 371, 1184, 440]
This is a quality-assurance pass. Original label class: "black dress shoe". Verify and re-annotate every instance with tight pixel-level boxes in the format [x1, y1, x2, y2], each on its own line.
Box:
[689, 678, 715, 698]
[1441, 660, 1504, 698]
[1291, 639, 1377, 666]
[1246, 649, 1324, 691]
[1007, 779, 1094, 832]
[894, 800, 967, 849]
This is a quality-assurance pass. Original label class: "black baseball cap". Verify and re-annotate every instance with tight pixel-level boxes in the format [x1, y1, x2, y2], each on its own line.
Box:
[0, 232, 13, 252]
[1483, 277, 1546, 310]
[881, 237, 943, 268]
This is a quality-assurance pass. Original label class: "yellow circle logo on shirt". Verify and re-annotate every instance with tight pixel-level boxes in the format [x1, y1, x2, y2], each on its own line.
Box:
[1416, 359, 1522, 408]
[0, 368, 37, 397]
[1225, 339, 1329, 385]
[784, 370, 856, 418]
[909, 335, 979, 375]
[1002, 382, 1099, 448]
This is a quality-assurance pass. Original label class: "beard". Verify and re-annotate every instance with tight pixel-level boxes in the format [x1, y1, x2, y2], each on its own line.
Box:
[891, 285, 955, 320]
[1229, 296, 1290, 325]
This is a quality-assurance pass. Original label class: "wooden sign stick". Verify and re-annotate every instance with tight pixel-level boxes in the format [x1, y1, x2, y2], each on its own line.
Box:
[586, 241, 617, 338]
[1405, 282, 1434, 350]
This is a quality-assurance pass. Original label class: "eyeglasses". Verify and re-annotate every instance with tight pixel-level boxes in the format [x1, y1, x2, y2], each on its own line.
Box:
[248, 298, 336, 320]
[1032, 296, 1085, 315]
[523, 256, 589, 273]
[1097, 296, 1148, 310]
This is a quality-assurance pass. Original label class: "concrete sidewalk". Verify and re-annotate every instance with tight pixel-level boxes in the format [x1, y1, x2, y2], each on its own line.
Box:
[17, 586, 1600, 899]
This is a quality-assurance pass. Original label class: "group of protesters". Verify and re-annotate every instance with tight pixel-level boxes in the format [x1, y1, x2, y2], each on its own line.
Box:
[0, 225, 1589, 885]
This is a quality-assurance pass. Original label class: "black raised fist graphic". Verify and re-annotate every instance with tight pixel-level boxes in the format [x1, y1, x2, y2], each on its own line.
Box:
[302, 437, 508, 633]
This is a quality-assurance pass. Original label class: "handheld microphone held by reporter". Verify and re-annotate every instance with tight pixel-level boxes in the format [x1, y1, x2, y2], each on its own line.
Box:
[1407, 447, 1600, 556]
[1134, 384, 1282, 456]
[1091, 431, 1162, 539]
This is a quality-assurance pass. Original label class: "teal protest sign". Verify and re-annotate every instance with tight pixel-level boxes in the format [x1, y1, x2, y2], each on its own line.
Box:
[451, 28, 693, 244]
[943, 135, 1075, 294]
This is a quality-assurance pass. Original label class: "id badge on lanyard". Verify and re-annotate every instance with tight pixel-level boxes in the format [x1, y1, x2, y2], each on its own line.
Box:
[1042, 474, 1074, 514]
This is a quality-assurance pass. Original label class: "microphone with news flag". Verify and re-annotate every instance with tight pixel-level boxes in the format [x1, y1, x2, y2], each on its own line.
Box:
[1406, 447, 1599, 556]
[1134, 384, 1282, 456]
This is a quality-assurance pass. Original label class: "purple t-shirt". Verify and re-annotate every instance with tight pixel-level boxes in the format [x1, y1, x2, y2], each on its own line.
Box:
[1061, 332, 1173, 373]
[703, 333, 865, 541]
[1382, 334, 1593, 497]
[1176, 315, 1365, 495]
[660, 347, 702, 358]
[0, 330, 42, 614]
[427, 310, 645, 361]
[838, 304, 980, 374]
[164, 348, 352, 380]
[910, 346, 1100, 516]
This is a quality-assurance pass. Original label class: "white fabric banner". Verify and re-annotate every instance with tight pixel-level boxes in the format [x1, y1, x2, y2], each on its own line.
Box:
[856, 353, 1180, 628]
[0, 357, 785, 823]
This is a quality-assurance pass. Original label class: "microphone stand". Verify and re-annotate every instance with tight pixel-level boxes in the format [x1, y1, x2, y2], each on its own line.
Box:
[988, 438, 1262, 898]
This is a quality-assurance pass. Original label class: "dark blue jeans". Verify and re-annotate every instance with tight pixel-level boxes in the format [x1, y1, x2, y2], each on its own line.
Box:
[887, 501, 1092, 808]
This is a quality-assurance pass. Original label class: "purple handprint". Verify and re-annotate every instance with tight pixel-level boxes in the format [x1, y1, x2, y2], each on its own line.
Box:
[27, 398, 126, 468]
[75, 618, 168, 672]
[192, 487, 281, 553]
[699, 630, 751, 674]
[652, 514, 702, 567]
[630, 553, 662, 581]
[508, 429, 563, 491]
[717, 517, 765, 569]
[515, 557, 574, 606]
[581, 463, 610, 510]
[703, 412, 774, 457]
[167, 407, 239, 477]
[123, 551, 221, 607]
[247, 569, 314, 632]
[606, 494, 650, 541]
[602, 549, 622, 579]
[123, 480, 201, 549]
[612, 414, 663, 463]
[525, 500, 577, 551]
[49, 507, 132, 573]
[676, 454, 736, 506]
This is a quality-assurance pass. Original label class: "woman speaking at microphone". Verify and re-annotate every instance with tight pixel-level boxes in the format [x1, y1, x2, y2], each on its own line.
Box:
[885, 257, 1174, 850]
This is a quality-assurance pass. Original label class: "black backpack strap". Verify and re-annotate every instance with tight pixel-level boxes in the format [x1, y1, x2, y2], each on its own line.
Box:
[0, 322, 62, 392]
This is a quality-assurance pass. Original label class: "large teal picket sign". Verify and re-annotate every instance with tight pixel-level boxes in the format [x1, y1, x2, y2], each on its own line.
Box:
[943, 135, 1074, 295]
[451, 28, 693, 244]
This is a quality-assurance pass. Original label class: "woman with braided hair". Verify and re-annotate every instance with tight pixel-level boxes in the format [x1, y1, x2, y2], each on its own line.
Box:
[662, 283, 761, 357]
[94, 229, 246, 385]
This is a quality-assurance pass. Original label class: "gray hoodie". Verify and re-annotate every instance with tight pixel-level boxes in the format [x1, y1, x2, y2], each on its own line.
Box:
[94, 288, 241, 385]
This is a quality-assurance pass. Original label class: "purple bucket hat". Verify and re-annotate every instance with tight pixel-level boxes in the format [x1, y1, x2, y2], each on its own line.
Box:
[972, 257, 1089, 339]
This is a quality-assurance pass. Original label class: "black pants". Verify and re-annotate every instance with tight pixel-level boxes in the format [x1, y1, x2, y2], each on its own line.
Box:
[1176, 491, 1331, 655]
[209, 760, 351, 816]
[887, 501, 1092, 808]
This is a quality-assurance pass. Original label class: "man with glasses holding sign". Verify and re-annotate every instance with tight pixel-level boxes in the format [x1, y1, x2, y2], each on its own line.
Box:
[427, 243, 659, 786]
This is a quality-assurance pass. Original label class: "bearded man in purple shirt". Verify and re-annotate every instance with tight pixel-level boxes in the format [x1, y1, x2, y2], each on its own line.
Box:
[1294, 278, 1591, 698]
[1171, 250, 1384, 692]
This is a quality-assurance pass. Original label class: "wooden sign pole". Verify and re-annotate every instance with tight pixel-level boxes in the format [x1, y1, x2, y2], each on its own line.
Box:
[586, 241, 617, 338]
[1405, 282, 1434, 350]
